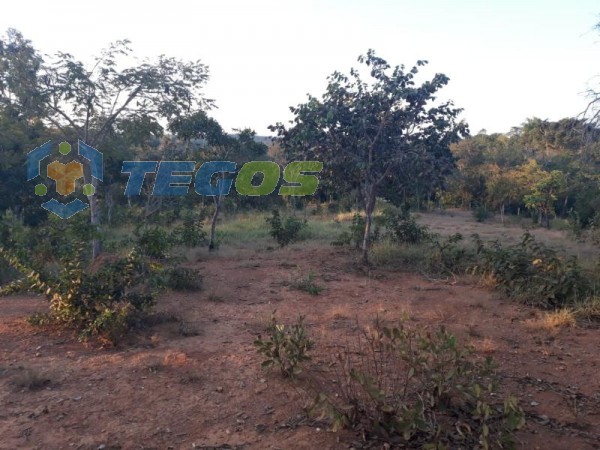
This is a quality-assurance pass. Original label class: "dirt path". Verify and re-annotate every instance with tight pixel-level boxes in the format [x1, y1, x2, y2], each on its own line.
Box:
[1, 244, 599, 449]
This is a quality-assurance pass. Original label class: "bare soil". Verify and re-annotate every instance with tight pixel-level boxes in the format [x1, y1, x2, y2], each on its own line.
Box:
[1, 233, 599, 449]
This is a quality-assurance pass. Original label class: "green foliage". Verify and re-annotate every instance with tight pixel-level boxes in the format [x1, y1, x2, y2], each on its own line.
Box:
[266, 210, 307, 247]
[172, 212, 208, 248]
[381, 208, 432, 244]
[254, 312, 314, 378]
[471, 232, 593, 308]
[331, 213, 365, 248]
[271, 50, 467, 262]
[289, 271, 324, 295]
[308, 320, 524, 449]
[0, 244, 155, 344]
[133, 225, 175, 259]
[427, 233, 473, 276]
[473, 205, 491, 222]
[161, 266, 202, 291]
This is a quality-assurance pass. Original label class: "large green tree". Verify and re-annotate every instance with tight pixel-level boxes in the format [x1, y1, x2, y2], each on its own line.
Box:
[270, 50, 467, 263]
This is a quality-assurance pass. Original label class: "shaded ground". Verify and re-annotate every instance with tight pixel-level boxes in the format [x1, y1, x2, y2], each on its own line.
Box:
[1, 216, 599, 449]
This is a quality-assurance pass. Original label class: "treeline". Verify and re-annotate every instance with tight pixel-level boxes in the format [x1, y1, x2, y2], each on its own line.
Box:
[443, 118, 600, 229]
[0, 29, 290, 235]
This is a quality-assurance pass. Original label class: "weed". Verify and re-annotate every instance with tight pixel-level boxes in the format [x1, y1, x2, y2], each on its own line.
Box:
[254, 312, 314, 378]
[172, 212, 207, 248]
[162, 266, 203, 291]
[471, 232, 594, 308]
[307, 320, 525, 448]
[290, 271, 324, 295]
[266, 210, 307, 247]
[12, 368, 51, 391]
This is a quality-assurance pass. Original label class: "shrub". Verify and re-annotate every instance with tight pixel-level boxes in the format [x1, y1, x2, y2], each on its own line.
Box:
[471, 232, 593, 308]
[172, 212, 207, 248]
[0, 244, 155, 345]
[162, 266, 203, 291]
[308, 320, 525, 448]
[289, 271, 324, 295]
[266, 210, 307, 247]
[473, 205, 491, 222]
[254, 312, 314, 378]
[382, 208, 432, 244]
[331, 212, 365, 248]
[133, 225, 175, 259]
[427, 233, 474, 276]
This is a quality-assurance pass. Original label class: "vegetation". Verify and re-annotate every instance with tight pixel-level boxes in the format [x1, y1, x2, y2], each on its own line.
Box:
[289, 271, 324, 295]
[0, 22, 599, 448]
[307, 319, 525, 448]
[254, 312, 314, 378]
[472, 231, 596, 308]
[271, 50, 467, 263]
[266, 210, 307, 247]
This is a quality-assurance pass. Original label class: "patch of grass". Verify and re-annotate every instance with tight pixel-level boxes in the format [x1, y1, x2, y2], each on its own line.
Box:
[217, 213, 272, 245]
[12, 368, 51, 391]
[162, 267, 203, 291]
[369, 241, 428, 270]
[536, 309, 577, 330]
[574, 296, 600, 324]
[289, 271, 324, 295]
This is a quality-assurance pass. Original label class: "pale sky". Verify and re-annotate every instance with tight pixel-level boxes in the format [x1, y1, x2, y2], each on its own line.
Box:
[2, 0, 599, 135]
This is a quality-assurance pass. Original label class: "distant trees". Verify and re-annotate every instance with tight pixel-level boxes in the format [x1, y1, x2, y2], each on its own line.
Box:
[271, 50, 467, 263]
[0, 29, 213, 258]
[446, 118, 600, 229]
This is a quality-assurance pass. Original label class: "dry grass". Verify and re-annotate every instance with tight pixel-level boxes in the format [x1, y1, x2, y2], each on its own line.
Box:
[12, 367, 51, 391]
[527, 309, 577, 331]
[417, 209, 599, 264]
[473, 337, 498, 354]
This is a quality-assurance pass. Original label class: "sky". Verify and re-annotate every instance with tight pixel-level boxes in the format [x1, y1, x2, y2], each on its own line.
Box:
[2, 0, 599, 136]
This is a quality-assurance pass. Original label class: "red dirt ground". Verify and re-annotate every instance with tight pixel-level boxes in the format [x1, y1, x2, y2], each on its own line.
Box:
[1, 243, 599, 449]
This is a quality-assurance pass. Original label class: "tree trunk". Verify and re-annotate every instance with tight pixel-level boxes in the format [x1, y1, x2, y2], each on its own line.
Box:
[361, 191, 375, 265]
[500, 203, 505, 225]
[89, 193, 102, 259]
[209, 196, 221, 251]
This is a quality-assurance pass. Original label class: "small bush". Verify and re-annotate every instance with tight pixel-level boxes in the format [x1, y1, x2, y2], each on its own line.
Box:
[266, 210, 307, 247]
[471, 232, 593, 308]
[382, 208, 432, 244]
[473, 205, 491, 222]
[0, 244, 155, 345]
[162, 266, 203, 291]
[308, 320, 525, 448]
[290, 271, 324, 295]
[427, 233, 475, 276]
[254, 312, 314, 378]
[331, 212, 366, 248]
[173, 213, 207, 248]
[133, 226, 175, 259]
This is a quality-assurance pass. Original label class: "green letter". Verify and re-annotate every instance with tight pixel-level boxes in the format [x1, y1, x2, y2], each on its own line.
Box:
[235, 161, 281, 196]
[278, 161, 323, 196]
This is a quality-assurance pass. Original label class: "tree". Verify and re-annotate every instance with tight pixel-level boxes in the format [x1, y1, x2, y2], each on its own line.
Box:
[270, 50, 467, 263]
[0, 29, 213, 258]
[169, 112, 267, 250]
[523, 169, 567, 228]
